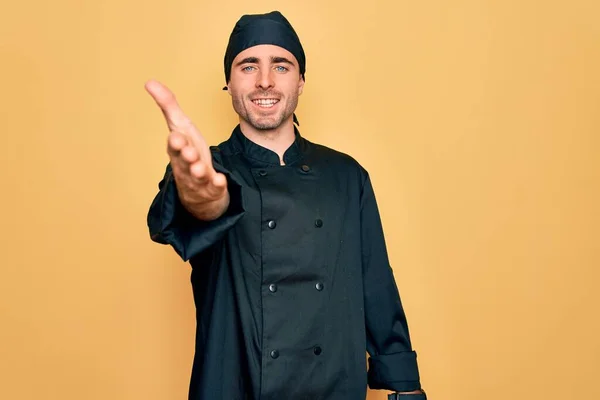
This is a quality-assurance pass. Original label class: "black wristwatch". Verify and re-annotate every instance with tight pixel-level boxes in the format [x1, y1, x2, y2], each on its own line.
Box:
[387, 389, 427, 400]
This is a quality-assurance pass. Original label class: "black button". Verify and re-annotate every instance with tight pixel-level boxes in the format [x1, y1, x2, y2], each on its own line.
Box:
[315, 219, 323, 228]
[258, 170, 267, 176]
[270, 350, 279, 359]
[315, 282, 324, 291]
[301, 165, 310, 172]
[269, 284, 277, 293]
[313, 346, 322, 355]
[268, 220, 277, 229]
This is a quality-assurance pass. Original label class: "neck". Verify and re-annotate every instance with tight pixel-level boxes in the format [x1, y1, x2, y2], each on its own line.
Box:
[239, 116, 296, 165]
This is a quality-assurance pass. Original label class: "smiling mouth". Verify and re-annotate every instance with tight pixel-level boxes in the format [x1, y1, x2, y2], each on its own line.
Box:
[252, 98, 280, 108]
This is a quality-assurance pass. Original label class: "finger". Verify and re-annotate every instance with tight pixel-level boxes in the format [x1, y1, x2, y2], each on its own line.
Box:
[145, 80, 191, 132]
[167, 131, 188, 157]
[185, 129, 213, 164]
[167, 133, 195, 179]
[147, 81, 211, 166]
[180, 145, 199, 164]
[201, 172, 227, 200]
[189, 161, 210, 184]
[145, 81, 212, 164]
[169, 152, 190, 180]
[212, 173, 227, 190]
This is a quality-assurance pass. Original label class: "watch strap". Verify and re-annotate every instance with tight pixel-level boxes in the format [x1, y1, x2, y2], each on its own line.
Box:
[387, 390, 427, 400]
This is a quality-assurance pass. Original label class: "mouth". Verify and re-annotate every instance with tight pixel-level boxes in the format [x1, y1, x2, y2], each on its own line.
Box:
[251, 98, 280, 109]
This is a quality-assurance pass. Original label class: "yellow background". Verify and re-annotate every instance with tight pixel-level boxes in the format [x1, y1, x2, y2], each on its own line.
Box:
[1, 1, 598, 399]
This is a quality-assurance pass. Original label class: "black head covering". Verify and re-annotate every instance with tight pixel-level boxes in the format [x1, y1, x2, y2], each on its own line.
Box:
[222, 11, 306, 125]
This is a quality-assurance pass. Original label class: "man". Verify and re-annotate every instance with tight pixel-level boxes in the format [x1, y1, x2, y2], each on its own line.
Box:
[146, 10, 426, 400]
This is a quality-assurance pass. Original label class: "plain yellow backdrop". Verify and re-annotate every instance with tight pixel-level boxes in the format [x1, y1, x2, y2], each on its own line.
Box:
[1, 1, 598, 399]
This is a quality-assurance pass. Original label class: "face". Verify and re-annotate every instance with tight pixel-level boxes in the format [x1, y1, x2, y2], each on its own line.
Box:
[227, 44, 305, 131]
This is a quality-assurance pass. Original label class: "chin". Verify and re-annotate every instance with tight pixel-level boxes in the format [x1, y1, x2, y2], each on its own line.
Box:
[252, 121, 282, 131]
[249, 116, 284, 131]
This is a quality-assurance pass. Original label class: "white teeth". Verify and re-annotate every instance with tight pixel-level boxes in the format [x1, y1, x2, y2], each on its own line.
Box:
[253, 99, 279, 107]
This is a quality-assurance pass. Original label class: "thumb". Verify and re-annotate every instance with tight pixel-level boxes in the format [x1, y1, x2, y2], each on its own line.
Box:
[145, 79, 190, 132]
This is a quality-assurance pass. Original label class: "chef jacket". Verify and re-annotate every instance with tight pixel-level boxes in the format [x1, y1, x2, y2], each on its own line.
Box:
[147, 124, 423, 400]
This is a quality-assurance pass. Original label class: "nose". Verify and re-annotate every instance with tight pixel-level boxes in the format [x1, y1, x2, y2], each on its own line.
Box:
[256, 68, 274, 90]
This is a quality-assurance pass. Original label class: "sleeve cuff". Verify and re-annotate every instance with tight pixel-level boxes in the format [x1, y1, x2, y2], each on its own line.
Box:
[367, 351, 422, 392]
[148, 163, 245, 261]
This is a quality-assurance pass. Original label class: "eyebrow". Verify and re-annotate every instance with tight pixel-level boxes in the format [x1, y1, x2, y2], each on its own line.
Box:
[235, 56, 296, 67]
[235, 57, 259, 66]
[270, 56, 295, 66]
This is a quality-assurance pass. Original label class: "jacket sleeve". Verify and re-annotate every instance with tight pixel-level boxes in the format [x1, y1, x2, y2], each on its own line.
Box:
[360, 173, 422, 392]
[147, 157, 245, 261]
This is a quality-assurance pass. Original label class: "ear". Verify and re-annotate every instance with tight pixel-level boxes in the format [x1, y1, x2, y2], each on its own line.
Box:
[298, 76, 305, 95]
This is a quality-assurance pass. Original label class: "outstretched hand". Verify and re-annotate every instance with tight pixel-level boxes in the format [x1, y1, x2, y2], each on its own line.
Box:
[146, 80, 229, 220]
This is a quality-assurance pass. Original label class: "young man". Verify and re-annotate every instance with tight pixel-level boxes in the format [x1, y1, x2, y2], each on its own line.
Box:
[146, 11, 426, 400]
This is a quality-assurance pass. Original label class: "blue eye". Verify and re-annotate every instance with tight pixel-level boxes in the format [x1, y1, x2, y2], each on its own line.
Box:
[275, 65, 288, 72]
[242, 66, 255, 72]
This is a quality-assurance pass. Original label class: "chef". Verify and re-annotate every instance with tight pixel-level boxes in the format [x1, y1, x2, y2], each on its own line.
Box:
[146, 10, 426, 400]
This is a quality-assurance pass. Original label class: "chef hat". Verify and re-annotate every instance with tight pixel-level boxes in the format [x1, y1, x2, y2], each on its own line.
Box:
[223, 11, 306, 85]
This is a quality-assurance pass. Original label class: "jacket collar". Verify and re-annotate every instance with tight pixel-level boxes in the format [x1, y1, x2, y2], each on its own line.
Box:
[229, 124, 307, 167]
